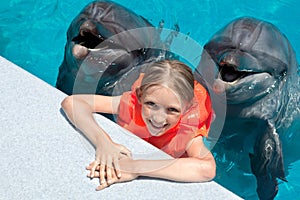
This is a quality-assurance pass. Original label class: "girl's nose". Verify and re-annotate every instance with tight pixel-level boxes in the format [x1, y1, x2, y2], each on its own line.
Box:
[151, 109, 167, 124]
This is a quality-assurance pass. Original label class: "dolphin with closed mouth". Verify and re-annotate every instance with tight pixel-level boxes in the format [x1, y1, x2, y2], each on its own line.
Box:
[195, 17, 300, 199]
[56, 1, 175, 95]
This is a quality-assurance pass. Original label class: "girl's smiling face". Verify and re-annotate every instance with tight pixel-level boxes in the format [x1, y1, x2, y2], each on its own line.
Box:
[139, 85, 185, 137]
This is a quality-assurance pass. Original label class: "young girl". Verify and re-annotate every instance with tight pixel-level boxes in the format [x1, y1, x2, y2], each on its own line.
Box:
[61, 60, 215, 190]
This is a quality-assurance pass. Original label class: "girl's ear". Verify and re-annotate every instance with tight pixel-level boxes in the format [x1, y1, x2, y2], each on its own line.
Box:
[135, 87, 142, 103]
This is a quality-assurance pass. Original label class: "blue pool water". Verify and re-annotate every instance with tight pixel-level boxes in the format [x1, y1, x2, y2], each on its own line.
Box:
[0, 0, 299, 199]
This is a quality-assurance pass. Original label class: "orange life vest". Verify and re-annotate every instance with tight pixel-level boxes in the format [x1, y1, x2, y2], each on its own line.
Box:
[117, 74, 213, 158]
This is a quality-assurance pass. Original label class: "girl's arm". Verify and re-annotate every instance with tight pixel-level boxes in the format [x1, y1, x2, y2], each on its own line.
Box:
[88, 136, 216, 190]
[127, 136, 215, 182]
[61, 95, 131, 179]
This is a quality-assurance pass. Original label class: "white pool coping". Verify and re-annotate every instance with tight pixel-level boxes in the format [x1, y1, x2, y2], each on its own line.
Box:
[0, 56, 243, 200]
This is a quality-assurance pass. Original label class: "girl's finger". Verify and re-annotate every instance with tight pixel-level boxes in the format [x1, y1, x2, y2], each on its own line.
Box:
[113, 156, 121, 178]
[95, 165, 100, 171]
[111, 168, 117, 179]
[96, 181, 108, 191]
[86, 165, 91, 170]
[86, 165, 100, 171]
[86, 163, 93, 170]
[89, 171, 100, 178]
[106, 157, 113, 184]
[90, 162, 98, 178]
[99, 163, 106, 185]
[87, 171, 91, 178]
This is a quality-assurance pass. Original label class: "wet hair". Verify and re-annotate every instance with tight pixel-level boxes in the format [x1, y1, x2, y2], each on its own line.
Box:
[139, 60, 194, 105]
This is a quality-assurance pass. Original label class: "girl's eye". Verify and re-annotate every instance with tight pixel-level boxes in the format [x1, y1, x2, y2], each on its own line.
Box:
[168, 107, 180, 113]
[145, 101, 155, 107]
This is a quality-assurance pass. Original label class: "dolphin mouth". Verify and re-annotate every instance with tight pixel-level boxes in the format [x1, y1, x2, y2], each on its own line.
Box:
[218, 61, 258, 82]
[72, 19, 106, 50]
[71, 21, 132, 61]
[70, 22, 107, 61]
[72, 30, 104, 49]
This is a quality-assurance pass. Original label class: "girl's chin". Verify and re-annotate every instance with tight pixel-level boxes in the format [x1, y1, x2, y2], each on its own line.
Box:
[147, 125, 165, 137]
[149, 131, 164, 137]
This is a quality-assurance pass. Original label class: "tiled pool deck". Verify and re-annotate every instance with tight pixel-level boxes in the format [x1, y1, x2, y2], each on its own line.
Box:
[0, 56, 243, 199]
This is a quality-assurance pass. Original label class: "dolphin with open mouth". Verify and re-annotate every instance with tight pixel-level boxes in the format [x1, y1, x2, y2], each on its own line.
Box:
[195, 17, 300, 199]
[56, 1, 174, 95]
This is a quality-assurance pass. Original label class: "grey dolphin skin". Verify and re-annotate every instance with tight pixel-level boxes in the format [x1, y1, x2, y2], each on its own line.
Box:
[56, 0, 174, 96]
[195, 17, 300, 199]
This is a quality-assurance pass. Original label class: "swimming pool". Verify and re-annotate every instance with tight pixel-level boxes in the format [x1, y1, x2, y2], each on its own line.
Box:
[0, 0, 299, 199]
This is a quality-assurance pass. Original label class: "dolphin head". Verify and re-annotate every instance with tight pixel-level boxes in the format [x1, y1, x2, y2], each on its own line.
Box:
[196, 17, 297, 104]
[195, 17, 299, 199]
[60, 1, 160, 94]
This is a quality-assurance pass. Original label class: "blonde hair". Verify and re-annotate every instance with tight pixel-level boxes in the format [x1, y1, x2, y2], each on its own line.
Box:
[139, 60, 194, 104]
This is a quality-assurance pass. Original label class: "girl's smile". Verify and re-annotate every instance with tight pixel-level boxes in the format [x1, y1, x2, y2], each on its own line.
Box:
[139, 85, 184, 137]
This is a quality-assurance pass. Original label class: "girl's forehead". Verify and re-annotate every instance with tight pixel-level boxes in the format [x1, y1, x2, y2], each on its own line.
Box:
[142, 85, 189, 109]
[143, 85, 175, 96]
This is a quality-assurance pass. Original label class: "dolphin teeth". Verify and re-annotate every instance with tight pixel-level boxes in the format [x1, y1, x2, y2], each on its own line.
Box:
[88, 47, 108, 52]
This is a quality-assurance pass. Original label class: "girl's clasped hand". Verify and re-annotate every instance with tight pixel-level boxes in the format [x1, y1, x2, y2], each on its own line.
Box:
[86, 157, 138, 190]
[88, 139, 132, 188]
